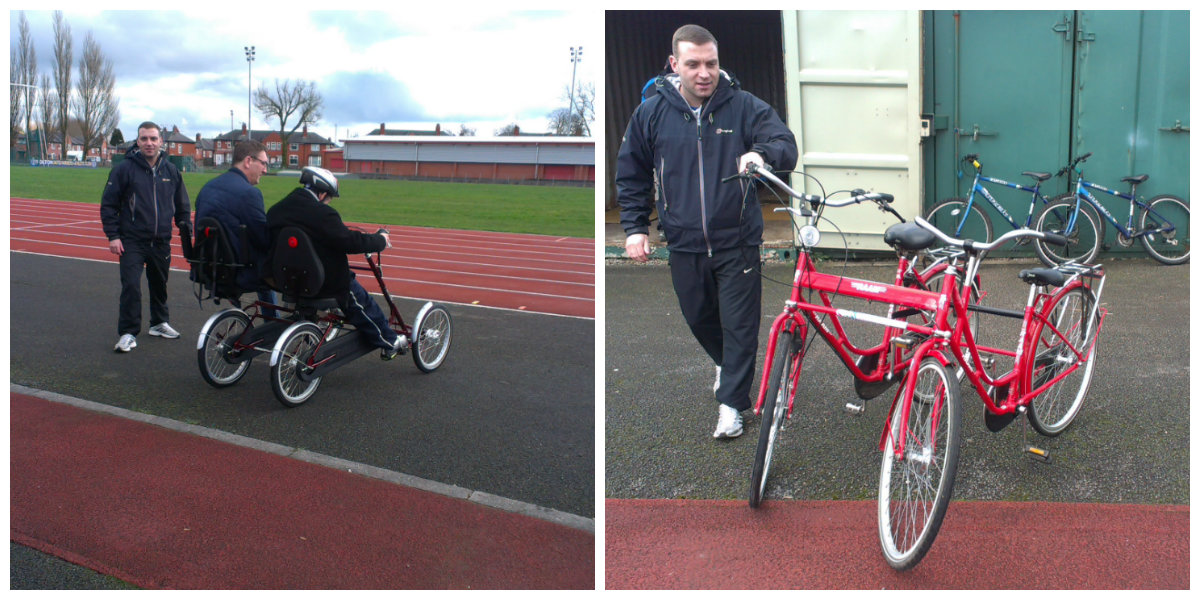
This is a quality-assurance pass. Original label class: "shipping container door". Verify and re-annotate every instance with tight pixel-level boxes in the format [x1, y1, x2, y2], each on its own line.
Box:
[782, 10, 922, 250]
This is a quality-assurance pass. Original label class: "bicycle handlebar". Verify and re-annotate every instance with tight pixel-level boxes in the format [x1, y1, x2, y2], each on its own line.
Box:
[914, 216, 1068, 253]
[1056, 152, 1093, 177]
[737, 164, 896, 208]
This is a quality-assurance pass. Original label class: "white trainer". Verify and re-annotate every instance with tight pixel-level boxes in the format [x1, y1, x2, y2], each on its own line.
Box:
[114, 334, 137, 352]
[713, 403, 743, 439]
[148, 323, 180, 339]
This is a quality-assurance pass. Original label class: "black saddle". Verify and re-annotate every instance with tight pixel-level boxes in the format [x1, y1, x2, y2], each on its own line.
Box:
[884, 222, 937, 252]
[190, 217, 249, 302]
[270, 227, 340, 311]
[1018, 268, 1066, 288]
[1121, 174, 1149, 185]
[1022, 171, 1052, 182]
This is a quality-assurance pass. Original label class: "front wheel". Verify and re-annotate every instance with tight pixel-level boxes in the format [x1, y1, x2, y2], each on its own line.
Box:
[1027, 286, 1099, 436]
[1034, 196, 1103, 266]
[197, 309, 252, 387]
[878, 356, 962, 571]
[1140, 195, 1189, 265]
[749, 329, 801, 508]
[925, 199, 992, 246]
[411, 302, 452, 373]
[270, 322, 324, 407]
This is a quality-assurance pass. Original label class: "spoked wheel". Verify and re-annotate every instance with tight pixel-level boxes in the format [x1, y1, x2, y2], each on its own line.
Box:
[197, 309, 253, 387]
[1034, 196, 1103, 266]
[411, 302, 452, 373]
[1140, 195, 1190, 265]
[925, 199, 992, 247]
[749, 329, 802, 508]
[1027, 286, 1099, 436]
[878, 356, 962, 571]
[270, 322, 324, 408]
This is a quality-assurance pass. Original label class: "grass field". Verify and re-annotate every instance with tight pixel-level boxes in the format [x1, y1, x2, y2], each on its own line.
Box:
[9, 164, 595, 238]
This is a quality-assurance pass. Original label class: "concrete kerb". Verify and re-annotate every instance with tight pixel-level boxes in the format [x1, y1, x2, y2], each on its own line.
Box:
[11, 383, 595, 534]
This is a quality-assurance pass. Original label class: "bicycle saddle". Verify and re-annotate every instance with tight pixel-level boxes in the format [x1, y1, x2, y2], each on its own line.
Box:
[1022, 171, 1052, 182]
[883, 222, 936, 252]
[1121, 174, 1149, 184]
[1018, 268, 1066, 288]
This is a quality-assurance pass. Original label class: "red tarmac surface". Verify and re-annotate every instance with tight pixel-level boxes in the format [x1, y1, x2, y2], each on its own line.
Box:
[10, 393, 594, 589]
[606, 498, 1188, 589]
[10, 197, 595, 318]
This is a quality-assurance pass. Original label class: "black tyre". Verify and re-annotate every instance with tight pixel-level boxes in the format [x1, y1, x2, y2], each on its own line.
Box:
[925, 199, 992, 245]
[1139, 195, 1189, 265]
[1034, 196, 1103, 265]
[270, 322, 324, 408]
[197, 309, 252, 388]
[749, 330, 800, 508]
[878, 356, 962, 571]
[411, 302, 452, 373]
[1027, 286, 1099, 436]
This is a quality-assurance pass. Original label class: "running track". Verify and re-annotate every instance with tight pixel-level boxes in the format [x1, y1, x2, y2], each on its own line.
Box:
[9, 197, 594, 319]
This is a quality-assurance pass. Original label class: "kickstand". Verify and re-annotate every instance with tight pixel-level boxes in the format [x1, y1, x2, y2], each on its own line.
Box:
[1018, 406, 1050, 463]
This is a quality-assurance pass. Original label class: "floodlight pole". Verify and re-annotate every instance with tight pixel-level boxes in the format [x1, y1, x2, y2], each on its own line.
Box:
[244, 46, 255, 138]
[569, 46, 583, 120]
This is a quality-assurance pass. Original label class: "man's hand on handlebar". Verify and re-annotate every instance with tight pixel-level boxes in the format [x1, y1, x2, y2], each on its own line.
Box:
[738, 151, 765, 175]
[625, 233, 651, 263]
[376, 228, 392, 249]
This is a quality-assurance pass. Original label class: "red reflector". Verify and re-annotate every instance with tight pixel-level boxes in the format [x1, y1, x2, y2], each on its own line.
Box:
[204, 227, 211, 236]
[288, 236, 298, 248]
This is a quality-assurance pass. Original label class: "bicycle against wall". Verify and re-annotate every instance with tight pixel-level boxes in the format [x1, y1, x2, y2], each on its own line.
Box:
[925, 154, 1101, 267]
[740, 164, 1107, 571]
[1033, 152, 1190, 265]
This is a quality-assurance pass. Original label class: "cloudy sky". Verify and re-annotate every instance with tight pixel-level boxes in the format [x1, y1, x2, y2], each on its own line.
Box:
[10, 9, 599, 142]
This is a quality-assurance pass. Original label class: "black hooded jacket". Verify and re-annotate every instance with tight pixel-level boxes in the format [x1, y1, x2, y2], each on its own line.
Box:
[616, 72, 798, 254]
[100, 145, 190, 242]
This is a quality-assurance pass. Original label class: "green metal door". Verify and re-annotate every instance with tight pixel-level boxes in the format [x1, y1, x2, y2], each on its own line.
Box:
[926, 10, 1189, 254]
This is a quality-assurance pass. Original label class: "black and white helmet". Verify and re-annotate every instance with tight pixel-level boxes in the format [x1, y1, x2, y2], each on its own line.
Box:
[300, 166, 339, 198]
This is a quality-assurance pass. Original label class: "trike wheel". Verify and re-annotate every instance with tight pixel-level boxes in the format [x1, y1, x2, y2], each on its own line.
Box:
[197, 309, 252, 388]
[1027, 286, 1099, 436]
[878, 356, 962, 571]
[411, 302, 452, 373]
[270, 322, 324, 408]
[750, 329, 801, 508]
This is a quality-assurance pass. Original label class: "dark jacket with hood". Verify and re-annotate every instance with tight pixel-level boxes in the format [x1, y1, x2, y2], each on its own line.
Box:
[194, 167, 270, 290]
[264, 186, 386, 300]
[100, 145, 190, 242]
[616, 71, 798, 254]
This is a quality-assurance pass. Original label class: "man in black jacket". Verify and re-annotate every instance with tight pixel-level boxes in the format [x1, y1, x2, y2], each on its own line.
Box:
[100, 121, 191, 352]
[265, 167, 407, 359]
[616, 24, 798, 439]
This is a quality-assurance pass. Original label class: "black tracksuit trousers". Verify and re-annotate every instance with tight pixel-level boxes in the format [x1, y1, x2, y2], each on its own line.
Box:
[669, 246, 762, 411]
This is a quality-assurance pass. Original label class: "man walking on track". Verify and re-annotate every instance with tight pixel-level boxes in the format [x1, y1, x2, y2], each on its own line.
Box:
[616, 24, 798, 439]
[100, 121, 191, 353]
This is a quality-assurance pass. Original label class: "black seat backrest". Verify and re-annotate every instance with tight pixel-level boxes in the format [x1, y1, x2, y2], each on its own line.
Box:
[190, 216, 243, 300]
[271, 226, 325, 298]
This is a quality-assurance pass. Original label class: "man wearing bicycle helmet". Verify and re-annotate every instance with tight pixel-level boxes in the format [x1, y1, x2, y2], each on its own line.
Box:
[265, 166, 407, 359]
[616, 24, 798, 439]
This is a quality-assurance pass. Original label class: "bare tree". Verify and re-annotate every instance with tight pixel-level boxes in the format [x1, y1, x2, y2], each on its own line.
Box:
[547, 81, 594, 136]
[38, 74, 54, 157]
[254, 79, 323, 165]
[457, 124, 476, 137]
[12, 12, 38, 154]
[52, 11, 74, 156]
[73, 31, 120, 161]
[10, 48, 20, 150]
[494, 123, 521, 136]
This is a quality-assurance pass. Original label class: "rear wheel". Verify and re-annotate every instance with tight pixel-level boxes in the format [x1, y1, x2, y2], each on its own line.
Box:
[749, 329, 801, 508]
[270, 322, 324, 407]
[925, 199, 992, 246]
[1139, 195, 1189, 265]
[878, 356, 961, 571]
[411, 302, 452, 373]
[1034, 196, 1103, 265]
[198, 309, 252, 387]
[1027, 286, 1099, 436]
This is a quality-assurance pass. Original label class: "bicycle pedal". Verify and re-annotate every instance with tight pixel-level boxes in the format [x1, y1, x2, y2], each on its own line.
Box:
[1025, 446, 1051, 462]
[891, 335, 916, 350]
[844, 402, 865, 416]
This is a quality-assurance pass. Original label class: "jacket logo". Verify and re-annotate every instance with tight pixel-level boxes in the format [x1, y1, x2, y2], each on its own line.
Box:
[715, 128, 735, 135]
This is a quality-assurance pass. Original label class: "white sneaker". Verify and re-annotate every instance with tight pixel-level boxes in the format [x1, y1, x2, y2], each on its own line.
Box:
[114, 334, 137, 352]
[148, 323, 180, 339]
[713, 365, 722, 394]
[713, 403, 743, 439]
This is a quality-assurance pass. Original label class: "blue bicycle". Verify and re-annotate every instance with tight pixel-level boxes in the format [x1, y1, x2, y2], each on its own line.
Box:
[925, 154, 1100, 267]
[1033, 152, 1190, 266]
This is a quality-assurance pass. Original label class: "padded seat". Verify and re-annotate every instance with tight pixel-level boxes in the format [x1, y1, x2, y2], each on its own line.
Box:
[1018, 267, 1066, 288]
[190, 216, 248, 301]
[271, 227, 341, 310]
[884, 222, 936, 252]
[1121, 174, 1149, 184]
[1022, 171, 1052, 182]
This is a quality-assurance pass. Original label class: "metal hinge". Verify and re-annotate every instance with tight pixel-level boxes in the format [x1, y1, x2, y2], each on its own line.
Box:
[1159, 120, 1190, 134]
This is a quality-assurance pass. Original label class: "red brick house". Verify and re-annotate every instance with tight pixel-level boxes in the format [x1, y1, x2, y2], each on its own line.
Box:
[213, 123, 336, 168]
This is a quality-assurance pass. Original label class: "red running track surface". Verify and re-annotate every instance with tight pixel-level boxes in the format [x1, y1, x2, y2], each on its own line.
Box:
[9, 197, 595, 319]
